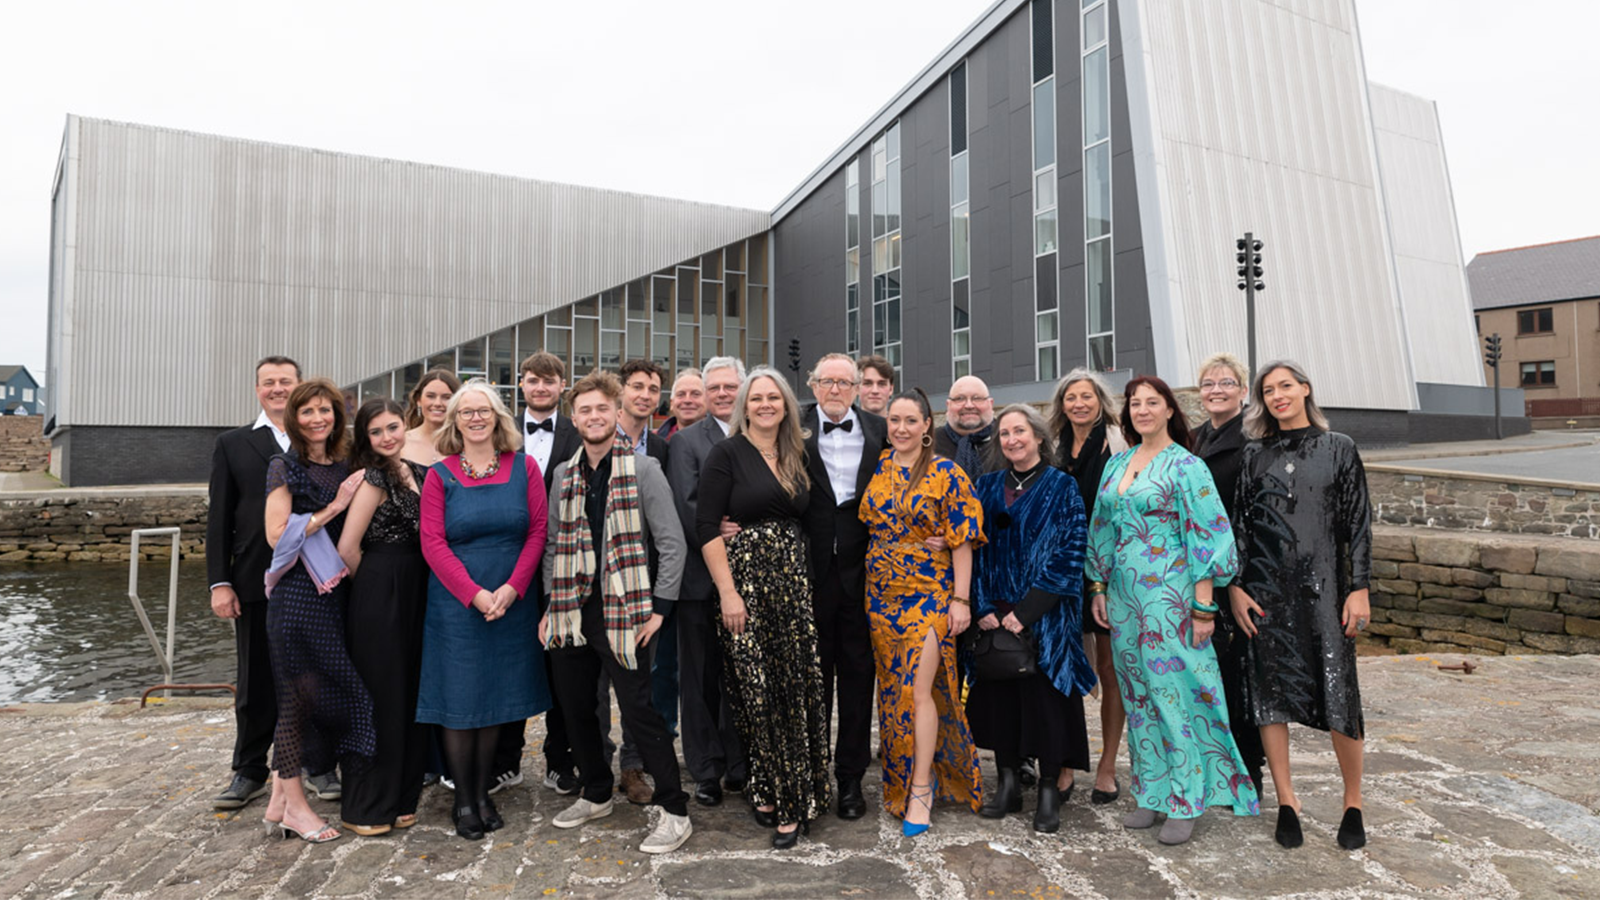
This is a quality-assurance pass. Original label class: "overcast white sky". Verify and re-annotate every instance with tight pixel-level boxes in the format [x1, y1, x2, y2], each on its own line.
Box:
[1, 0, 1595, 383]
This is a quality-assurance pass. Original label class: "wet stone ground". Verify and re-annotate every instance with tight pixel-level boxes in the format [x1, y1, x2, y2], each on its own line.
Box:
[1, 655, 1598, 899]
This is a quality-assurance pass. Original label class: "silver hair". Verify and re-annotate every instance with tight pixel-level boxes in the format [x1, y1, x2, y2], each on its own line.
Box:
[701, 356, 746, 383]
[1244, 359, 1331, 439]
[1047, 367, 1120, 450]
[993, 403, 1056, 466]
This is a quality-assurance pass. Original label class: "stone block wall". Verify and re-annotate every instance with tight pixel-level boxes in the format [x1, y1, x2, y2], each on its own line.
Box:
[0, 490, 208, 562]
[0, 417, 49, 473]
[1364, 525, 1600, 656]
[1367, 468, 1599, 539]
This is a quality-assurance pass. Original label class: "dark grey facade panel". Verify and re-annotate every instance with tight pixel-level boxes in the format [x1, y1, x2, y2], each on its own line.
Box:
[1106, 0, 1153, 378]
[773, 167, 846, 373]
[901, 83, 952, 393]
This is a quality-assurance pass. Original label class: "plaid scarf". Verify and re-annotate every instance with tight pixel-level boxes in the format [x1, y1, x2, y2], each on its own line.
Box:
[546, 434, 653, 668]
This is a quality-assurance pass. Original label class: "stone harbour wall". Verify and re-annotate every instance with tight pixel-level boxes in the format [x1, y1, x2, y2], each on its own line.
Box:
[0, 417, 50, 473]
[1363, 525, 1600, 656]
[0, 489, 208, 562]
[1367, 467, 1599, 539]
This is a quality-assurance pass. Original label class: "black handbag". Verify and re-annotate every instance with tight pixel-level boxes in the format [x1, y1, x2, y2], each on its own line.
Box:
[969, 627, 1039, 681]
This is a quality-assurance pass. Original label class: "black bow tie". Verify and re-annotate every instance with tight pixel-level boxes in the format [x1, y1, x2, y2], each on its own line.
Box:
[824, 419, 853, 434]
[526, 418, 554, 434]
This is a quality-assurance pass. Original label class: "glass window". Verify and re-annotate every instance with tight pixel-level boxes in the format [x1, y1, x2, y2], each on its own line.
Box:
[701, 336, 720, 365]
[954, 330, 970, 358]
[887, 121, 900, 162]
[847, 281, 859, 311]
[1089, 333, 1114, 371]
[874, 237, 888, 273]
[1084, 4, 1107, 48]
[573, 296, 597, 319]
[953, 155, 969, 206]
[1035, 168, 1056, 212]
[401, 362, 423, 396]
[1035, 208, 1059, 255]
[1086, 142, 1111, 239]
[1037, 311, 1058, 342]
[627, 322, 647, 361]
[489, 328, 514, 385]
[653, 334, 673, 369]
[680, 277, 700, 324]
[725, 241, 745, 273]
[1087, 238, 1112, 333]
[428, 350, 455, 373]
[748, 235, 768, 283]
[847, 309, 860, 353]
[749, 285, 767, 335]
[1036, 254, 1058, 311]
[1033, 79, 1056, 169]
[572, 319, 597, 373]
[872, 181, 887, 237]
[886, 160, 901, 233]
[601, 331, 622, 370]
[545, 326, 570, 363]
[1032, 0, 1054, 82]
[546, 305, 571, 327]
[360, 374, 390, 400]
[847, 246, 860, 285]
[955, 358, 971, 378]
[654, 276, 676, 332]
[1038, 345, 1058, 381]
[1084, 48, 1109, 145]
[1520, 361, 1556, 386]
[890, 233, 902, 270]
[601, 289, 623, 330]
[953, 279, 970, 329]
[952, 203, 970, 280]
[1517, 308, 1553, 334]
[627, 280, 648, 318]
[701, 251, 721, 280]
[950, 62, 968, 154]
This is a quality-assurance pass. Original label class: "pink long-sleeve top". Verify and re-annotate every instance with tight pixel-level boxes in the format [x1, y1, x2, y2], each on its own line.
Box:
[420, 452, 547, 607]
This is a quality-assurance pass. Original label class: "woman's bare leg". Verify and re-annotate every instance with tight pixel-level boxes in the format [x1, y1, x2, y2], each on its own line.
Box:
[905, 627, 943, 826]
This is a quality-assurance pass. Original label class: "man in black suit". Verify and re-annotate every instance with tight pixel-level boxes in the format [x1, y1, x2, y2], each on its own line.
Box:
[665, 356, 747, 807]
[209, 356, 332, 808]
[801, 353, 887, 820]
[494, 351, 584, 796]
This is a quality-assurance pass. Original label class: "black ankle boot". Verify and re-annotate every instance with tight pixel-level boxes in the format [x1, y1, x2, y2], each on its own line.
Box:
[1033, 784, 1061, 833]
[452, 805, 485, 841]
[980, 768, 1022, 819]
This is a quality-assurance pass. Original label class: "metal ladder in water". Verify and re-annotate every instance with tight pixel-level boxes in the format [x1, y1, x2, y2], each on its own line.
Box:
[127, 527, 235, 706]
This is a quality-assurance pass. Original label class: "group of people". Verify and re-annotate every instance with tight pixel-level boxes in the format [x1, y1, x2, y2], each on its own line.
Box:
[207, 345, 1373, 854]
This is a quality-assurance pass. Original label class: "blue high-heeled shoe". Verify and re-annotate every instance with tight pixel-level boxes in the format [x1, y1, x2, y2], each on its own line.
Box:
[902, 782, 934, 837]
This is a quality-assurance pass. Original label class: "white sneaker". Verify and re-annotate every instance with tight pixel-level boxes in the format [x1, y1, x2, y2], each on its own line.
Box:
[552, 797, 614, 829]
[488, 770, 524, 795]
[639, 811, 693, 854]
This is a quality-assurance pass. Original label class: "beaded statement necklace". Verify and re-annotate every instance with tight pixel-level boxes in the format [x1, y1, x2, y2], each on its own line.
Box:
[460, 453, 501, 480]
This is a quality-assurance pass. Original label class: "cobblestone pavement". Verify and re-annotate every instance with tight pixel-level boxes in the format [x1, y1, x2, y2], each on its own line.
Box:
[2, 655, 1598, 900]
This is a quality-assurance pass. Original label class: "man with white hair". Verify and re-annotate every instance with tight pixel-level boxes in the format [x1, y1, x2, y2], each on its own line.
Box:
[665, 356, 749, 807]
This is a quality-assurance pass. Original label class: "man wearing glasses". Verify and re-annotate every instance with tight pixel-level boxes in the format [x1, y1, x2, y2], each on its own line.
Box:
[935, 375, 1000, 480]
[800, 353, 887, 820]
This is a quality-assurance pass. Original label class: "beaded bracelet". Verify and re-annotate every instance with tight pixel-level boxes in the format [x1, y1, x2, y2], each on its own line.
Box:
[1088, 581, 1107, 596]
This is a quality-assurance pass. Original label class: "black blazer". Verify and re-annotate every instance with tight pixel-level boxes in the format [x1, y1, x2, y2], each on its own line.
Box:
[205, 423, 284, 604]
[644, 430, 670, 470]
[802, 404, 887, 601]
[665, 415, 728, 600]
[540, 416, 584, 491]
[1193, 412, 1246, 522]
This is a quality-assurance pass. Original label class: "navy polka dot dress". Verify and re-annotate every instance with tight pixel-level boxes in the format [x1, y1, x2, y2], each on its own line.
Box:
[265, 453, 376, 778]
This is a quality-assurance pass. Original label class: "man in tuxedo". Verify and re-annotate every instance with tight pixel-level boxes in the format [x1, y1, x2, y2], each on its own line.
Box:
[208, 356, 336, 807]
[496, 351, 584, 796]
[665, 355, 747, 807]
[802, 353, 887, 820]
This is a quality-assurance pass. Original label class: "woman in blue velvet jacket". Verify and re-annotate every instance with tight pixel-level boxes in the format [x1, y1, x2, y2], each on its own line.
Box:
[968, 404, 1095, 834]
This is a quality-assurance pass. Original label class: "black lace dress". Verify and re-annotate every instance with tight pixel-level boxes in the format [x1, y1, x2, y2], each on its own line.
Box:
[1233, 427, 1373, 740]
[342, 460, 432, 826]
[265, 454, 376, 778]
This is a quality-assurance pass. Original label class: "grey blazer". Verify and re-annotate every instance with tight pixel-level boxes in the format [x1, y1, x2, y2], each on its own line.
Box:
[664, 415, 728, 601]
[543, 452, 686, 612]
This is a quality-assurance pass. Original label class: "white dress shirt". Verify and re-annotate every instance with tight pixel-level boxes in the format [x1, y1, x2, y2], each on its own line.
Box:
[253, 410, 290, 453]
[524, 410, 557, 475]
[816, 407, 865, 505]
[713, 416, 732, 436]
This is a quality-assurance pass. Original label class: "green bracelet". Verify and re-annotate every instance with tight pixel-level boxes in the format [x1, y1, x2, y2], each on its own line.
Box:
[1192, 601, 1219, 614]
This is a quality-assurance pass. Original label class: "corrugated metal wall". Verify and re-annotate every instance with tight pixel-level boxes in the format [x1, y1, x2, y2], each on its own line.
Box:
[1129, 0, 1417, 409]
[54, 116, 769, 428]
[1368, 83, 1482, 387]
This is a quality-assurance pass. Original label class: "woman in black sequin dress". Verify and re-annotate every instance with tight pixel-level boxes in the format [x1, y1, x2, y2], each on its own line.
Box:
[336, 398, 432, 835]
[1230, 361, 1373, 851]
[261, 380, 376, 843]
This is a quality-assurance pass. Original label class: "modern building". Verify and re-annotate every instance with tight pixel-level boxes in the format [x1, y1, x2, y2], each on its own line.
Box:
[1468, 235, 1600, 424]
[0, 365, 42, 416]
[47, 0, 1509, 486]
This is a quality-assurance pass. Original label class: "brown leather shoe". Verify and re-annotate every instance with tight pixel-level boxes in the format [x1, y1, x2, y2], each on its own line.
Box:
[620, 768, 653, 805]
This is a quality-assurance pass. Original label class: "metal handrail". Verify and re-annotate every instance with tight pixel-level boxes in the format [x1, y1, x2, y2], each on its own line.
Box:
[127, 527, 235, 704]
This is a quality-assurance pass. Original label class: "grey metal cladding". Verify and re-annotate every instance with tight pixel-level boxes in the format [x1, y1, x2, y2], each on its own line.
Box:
[57, 116, 769, 428]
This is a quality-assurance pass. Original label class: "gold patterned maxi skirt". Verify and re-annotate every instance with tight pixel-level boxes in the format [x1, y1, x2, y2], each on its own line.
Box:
[719, 520, 832, 824]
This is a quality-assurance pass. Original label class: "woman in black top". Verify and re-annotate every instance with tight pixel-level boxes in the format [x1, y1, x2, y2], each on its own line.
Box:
[697, 365, 830, 849]
[1189, 352, 1262, 797]
[1045, 368, 1126, 805]
[336, 398, 433, 836]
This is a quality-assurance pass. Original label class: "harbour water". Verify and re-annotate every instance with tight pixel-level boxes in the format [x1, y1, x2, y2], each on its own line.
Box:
[0, 561, 234, 703]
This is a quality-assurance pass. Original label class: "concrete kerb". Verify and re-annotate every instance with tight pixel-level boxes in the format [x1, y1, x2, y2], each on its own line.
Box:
[1365, 462, 1600, 493]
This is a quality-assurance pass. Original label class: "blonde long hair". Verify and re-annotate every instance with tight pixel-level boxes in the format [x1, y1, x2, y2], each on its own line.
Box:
[729, 366, 811, 498]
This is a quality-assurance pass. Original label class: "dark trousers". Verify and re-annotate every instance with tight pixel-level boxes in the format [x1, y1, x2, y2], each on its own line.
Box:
[675, 597, 746, 783]
[813, 565, 875, 781]
[548, 600, 688, 816]
[1215, 619, 1265, 783]
[652, 608, 680, 736]
[232, 600, 278, 783]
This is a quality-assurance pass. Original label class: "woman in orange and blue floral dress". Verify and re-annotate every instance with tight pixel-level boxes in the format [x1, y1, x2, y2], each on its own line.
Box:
[859, 389, 985, 837]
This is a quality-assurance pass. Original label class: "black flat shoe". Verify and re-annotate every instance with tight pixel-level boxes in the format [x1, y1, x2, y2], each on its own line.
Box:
[1275, 805, 1303, 849]
[837, 778, 866, 820]
[695, 779, 723, 807]
[1090, 777, 1120, 805]
[722, 774, 746, 794]
[772, 824, 802, 849]
[452, 806, 485, 841]
[752, 806, 778, 828]
[477, 796, 503, 832]
[1337, 807, 1366, 850]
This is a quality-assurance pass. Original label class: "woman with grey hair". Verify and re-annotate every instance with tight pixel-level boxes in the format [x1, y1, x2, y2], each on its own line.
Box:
[1230, 361, 1372, 851]
[1047, 368, 1127, 805]
[968, 404, 1093, 833]
[695, 365, 831, 848]
[1190, 351, 1263, 796]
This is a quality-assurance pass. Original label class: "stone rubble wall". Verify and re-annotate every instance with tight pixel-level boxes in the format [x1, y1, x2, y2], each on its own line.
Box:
[0, 417, 50, 473]
[0, 490, 207, 562]
[1367, 468, 1598, 539]
[1363, 525, 1600, 656]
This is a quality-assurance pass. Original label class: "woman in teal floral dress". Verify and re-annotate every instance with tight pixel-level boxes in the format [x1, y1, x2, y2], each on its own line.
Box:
[1085, 376, 1258, 846]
